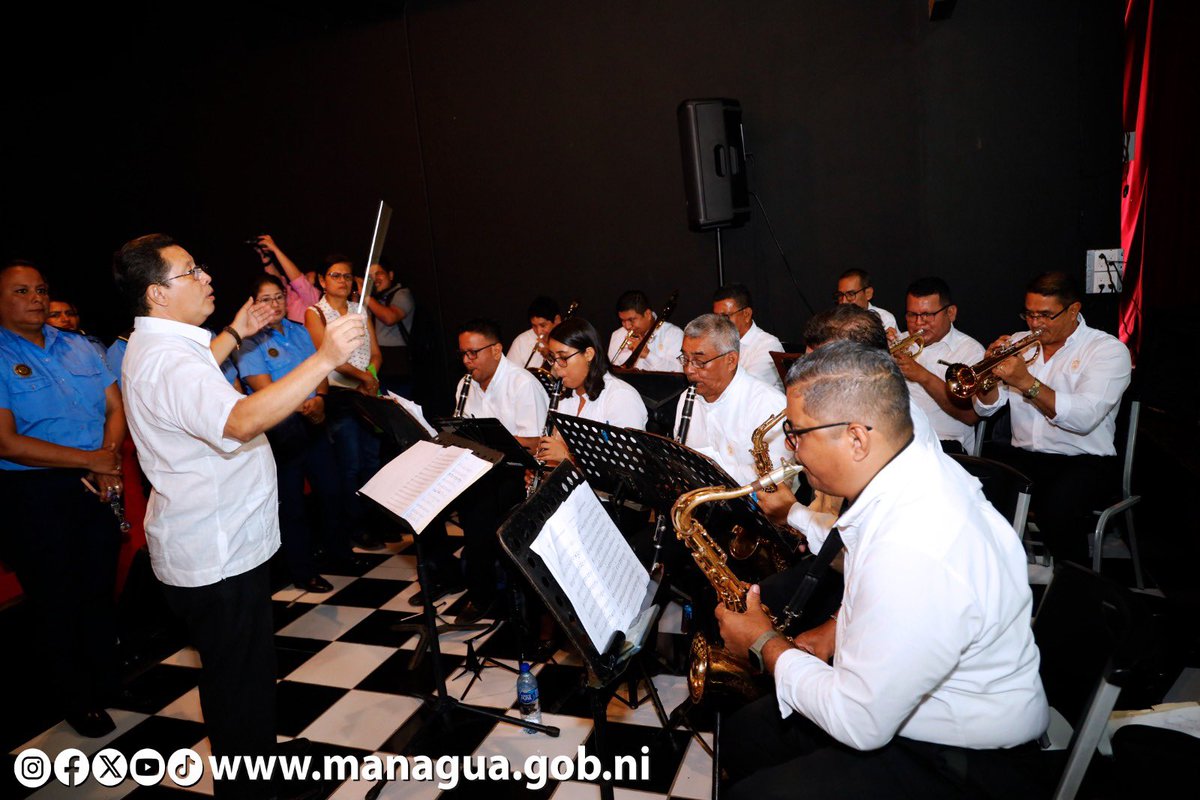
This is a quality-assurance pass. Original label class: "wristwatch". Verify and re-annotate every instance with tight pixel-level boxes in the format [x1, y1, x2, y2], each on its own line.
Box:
[748, 630, 783, 674]
[1024, 379, 1042, 399]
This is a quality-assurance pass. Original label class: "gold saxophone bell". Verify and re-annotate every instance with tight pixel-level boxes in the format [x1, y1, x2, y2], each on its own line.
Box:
[944, 329, 1043, 399]
[673, 461, 804, 703]
[889, 328, 926, 359]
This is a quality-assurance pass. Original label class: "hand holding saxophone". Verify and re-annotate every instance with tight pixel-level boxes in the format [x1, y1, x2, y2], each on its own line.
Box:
[715, 585, 785, 670]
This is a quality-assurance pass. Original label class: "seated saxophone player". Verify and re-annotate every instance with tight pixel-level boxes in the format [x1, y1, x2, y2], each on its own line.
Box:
[717, 341, 1049, 800]
[506, 295, 562, 373]
[712, 283, 785, 390]
[418, 319, 549, 625]
[890, 277, 985, 454]
[973, 271, 1131, 567]
[534, 317, 648, 467]
[607, 289, 684, 372]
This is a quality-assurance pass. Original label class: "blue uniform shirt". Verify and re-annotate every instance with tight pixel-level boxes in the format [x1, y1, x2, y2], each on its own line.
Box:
[235, 320, 317, 397]
[0, 325, 116, 471]
[106, 337, 128, 386]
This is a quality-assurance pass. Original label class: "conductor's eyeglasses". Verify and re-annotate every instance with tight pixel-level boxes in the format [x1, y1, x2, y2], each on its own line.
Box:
[677, 351, 732, 369]
[782, 420, 872, 448]
[163, 264, 208, 283]
[457, 342, 499, 360]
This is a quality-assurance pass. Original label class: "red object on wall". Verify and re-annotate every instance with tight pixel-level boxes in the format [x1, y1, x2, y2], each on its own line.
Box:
[1118, 0, 1151, 361]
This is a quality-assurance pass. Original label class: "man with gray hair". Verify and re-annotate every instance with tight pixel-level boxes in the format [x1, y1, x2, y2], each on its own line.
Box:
[717, 341, 1048, 800]
[672, 313, 788, 484]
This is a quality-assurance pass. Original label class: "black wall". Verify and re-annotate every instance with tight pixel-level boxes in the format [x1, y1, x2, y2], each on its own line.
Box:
[2, 0, 1122, 408]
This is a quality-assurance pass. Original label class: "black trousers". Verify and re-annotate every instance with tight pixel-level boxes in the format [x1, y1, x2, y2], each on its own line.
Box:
[0, 468, 120, 717]
[983, 442, 1116, 566]
[722, 694, 1046, 800]
[159, 560, 276, 799]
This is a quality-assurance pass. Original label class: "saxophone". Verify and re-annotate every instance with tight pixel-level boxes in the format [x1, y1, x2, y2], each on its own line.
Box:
[728, 410, 792, 571]
[672, 461, 804, 702]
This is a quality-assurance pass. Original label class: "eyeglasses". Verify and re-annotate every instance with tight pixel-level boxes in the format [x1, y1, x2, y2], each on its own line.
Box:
[677, 351, 732, 369]
[1019, 306, 1068, 323]
[256, 294, 286, 305]
[781, 420, 872, 448]
[833, 288, 866, 302]
[163, 264, 208, 283]
[457, 342, 499, 360]
[716, 306, 747, 319]
[326, 271, 354, 281]
[546, 350, 584, 368]
[905, 304, 950, 322]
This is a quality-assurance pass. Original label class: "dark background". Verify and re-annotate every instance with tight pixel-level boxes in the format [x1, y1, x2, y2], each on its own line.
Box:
[2, 0, 1123, 410]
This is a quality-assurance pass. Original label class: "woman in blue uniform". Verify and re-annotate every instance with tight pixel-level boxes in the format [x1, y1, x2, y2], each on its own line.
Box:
[0, 260, 126, 737]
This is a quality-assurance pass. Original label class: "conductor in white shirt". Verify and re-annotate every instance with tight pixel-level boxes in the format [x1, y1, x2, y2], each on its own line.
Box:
[835, 268, 897, 334]
[974, 271, 1132, 566]
[606, 289, 684, 372]
[113, 234, 365, 797]
[889, 277, 985, 454]
[718, 341, 1048, 800]
[712, 283, 785, 390]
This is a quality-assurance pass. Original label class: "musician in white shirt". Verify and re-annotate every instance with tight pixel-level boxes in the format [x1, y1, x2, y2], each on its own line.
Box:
[672, 314, 788, 485]
[890, 277, 985, 454]
[536, 317, 647, 466]
[718, 341, 1048, 800]
[835, 268, 897, 333]
[506, 295, 562, 372]
[606, 290, 684, 373]
[974, 272, 1132, 565]
[712, 283, 785, 390]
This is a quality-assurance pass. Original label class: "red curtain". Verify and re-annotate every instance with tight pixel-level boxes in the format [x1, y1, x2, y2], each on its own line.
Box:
[1118, 0, 1149, 359]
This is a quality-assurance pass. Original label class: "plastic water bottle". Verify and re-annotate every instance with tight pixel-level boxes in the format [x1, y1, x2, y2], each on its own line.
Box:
[516, 662, 542, 733]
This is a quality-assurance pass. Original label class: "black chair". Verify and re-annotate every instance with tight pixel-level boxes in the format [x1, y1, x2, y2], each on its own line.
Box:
[1091, 397, 1143, 588]
[948, 453, 1033, 537]
[1033, 561, 1151, 799]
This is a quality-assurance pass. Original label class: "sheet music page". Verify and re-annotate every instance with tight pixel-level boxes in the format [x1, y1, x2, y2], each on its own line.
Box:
[385, 391, 438, 437]
[358, 440, 491, 533]
[529, 483, 650, 651]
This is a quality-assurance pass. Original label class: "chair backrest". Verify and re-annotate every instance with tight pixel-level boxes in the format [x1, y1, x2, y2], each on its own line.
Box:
[948, 453, 1033, 534]
[1033, 562, 1150, 796]
[1111, 396, 1140, 498]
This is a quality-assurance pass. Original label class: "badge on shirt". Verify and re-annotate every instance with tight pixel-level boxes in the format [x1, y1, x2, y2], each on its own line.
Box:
[1071, 358, 1080, 371]
[13, 364, 32, 377]
[268, 348, 280, 358]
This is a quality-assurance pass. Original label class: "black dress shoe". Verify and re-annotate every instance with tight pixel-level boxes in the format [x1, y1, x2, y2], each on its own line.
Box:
[411, 583, 449, 607]
[454, 600, 494, 626]
[352, 531, 386, 551]
[300, 575, 334, 594]
[65, 709, 116, 738]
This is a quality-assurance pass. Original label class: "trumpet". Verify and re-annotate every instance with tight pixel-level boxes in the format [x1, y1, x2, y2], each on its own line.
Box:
[888, 329, 926, 358]
[943, 330, 1043, 399]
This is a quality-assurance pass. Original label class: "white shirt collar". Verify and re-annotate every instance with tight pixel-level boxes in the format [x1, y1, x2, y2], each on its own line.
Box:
[134, 315, 213, 348]
[833, 436, 921, 550]
[704, 365, 747, 408]
[481, 351, 514, 393]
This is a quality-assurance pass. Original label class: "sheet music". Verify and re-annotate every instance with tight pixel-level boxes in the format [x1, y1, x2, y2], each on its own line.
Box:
[358, 440, 491, 533]
[530, 483, 650, 651]
[385, 391, 438, 437]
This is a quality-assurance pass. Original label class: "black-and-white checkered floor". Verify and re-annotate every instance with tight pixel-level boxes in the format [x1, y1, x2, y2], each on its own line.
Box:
[6, 538, 715, 800]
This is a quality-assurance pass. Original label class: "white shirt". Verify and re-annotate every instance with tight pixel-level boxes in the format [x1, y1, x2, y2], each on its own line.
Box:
[314, 298, 372, 389]
[973, 316, 1131, 456]
[867, 303, 897, 333]
[739, 322, 785, 390]
[455, 354, 549, 438]
[774, 436, 1049, 751]
[906, 325, 986, 452]
[787, 395, 939, 553]
[555, 372, 648, 430]
[673, 368, 788, 485]
[122, 317, 280, 588]
[607, 318, 685, 373]
[506, 327, 545, 371]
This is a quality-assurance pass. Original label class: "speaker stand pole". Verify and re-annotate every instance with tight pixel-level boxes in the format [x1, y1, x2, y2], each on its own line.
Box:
[715, 228, 725, 285]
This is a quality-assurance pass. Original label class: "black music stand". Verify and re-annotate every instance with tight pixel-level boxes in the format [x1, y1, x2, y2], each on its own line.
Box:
[609, 368, 689, 436]
[430, 416, 538, 470]
[360, 442, 560, 800]
[498, 463, 664, 800]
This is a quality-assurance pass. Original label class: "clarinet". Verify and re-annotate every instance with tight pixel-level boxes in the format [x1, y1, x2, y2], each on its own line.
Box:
[675, 385, 697, 443]
[527, 378, 564, 497]
[453, 375, 472, 418]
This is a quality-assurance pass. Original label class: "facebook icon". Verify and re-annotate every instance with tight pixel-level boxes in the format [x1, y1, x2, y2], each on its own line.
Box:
[54, 748, 90, 786]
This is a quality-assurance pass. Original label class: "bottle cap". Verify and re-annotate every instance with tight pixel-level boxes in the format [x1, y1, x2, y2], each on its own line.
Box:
[519, 662, 531, 673]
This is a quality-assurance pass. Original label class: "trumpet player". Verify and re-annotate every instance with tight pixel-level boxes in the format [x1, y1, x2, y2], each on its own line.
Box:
[718, 341, 1048, 800]
[974, 272, 1131, 566]
[506, 295, 562, 372]
[606, 289, 684, 372]
[890, 277, 985, 454]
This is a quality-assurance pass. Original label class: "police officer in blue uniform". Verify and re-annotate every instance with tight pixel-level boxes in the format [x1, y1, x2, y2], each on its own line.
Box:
[235, 274, 348, 592]
[0, 260, 126, 737]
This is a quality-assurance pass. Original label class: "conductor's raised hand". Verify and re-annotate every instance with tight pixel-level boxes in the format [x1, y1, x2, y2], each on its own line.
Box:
[319, 313, 367, 368]
[231, 296, 272, 340]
